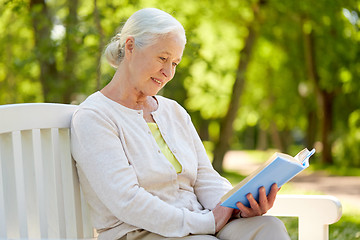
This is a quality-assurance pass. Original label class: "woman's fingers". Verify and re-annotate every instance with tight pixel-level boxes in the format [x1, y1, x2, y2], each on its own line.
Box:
[235, 201, 251, 218]
[235, 193, 261, 218]
[247, 193, 262, 216]
[258, 186, 269, 213]
[235, 183, 281, 218]
[267, 183, 279, 208]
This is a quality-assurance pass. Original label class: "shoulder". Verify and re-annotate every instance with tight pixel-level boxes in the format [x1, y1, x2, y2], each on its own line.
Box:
[72, 92, 118, 128]
[78, 91, 108, 111]
[155, 95, 191, 124]
[156, 95, 189, 116]
[73, 93, 104, 120]
[156, 95, 179, 106]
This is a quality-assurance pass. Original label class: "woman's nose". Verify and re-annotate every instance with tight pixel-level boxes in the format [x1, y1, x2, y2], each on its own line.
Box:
[161, 63, 173, 79]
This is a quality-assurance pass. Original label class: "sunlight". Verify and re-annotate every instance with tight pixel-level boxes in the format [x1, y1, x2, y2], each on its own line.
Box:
[51, 24, 65, 41]
[342, 8, 359, 26]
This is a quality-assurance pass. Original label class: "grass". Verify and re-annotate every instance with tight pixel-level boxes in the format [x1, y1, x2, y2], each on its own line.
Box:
[309, 162, 360, 176]
[238, 149, 278, 163]
[331, 213, 360, 240]
[221, 168, 360, 240]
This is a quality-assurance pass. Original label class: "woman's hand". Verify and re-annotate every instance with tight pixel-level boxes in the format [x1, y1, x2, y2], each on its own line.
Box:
[235, 183, 280, 218]
[212, 202, 233, 232]
[212, 183, 279, 231]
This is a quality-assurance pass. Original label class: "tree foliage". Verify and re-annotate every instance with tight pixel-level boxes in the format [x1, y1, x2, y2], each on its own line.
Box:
[1, 0, 359, 168]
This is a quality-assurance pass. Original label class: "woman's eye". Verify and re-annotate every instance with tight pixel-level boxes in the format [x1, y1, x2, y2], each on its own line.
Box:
[159, 57, 166, 61]
[172, 62, 178, 67]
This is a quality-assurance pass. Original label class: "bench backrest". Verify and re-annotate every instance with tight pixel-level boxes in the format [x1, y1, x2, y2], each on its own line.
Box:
[0, 103, 94, 239]
[0, 103, 343, 240]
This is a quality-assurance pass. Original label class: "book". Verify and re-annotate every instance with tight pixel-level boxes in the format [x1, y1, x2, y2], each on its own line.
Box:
[220, 148, 315, 209]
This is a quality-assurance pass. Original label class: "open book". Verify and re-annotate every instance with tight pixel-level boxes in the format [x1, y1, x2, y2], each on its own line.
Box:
[220, 148, 315, 209]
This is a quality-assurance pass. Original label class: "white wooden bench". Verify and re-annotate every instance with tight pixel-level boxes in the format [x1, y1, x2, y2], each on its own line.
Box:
[0, 103, 342, 240]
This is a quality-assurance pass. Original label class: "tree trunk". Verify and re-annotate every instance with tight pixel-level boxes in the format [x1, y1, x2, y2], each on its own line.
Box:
[305, 109, 317, 149]
[94, 0, 105, 91]
[212, 4, 263, 173]
[4, 27, 17, 103]
[30, 0, 58, 102]
[62, 0, 79, 103]
[303, 28, 334, 164]
[256, 127, 268, 151]
[320, 91, 334, 164]
[269, 121, 285, 152]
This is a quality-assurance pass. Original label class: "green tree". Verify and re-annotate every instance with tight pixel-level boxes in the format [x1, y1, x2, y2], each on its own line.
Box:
[30, 0, 60, 102]
[1, 0, 359, 168]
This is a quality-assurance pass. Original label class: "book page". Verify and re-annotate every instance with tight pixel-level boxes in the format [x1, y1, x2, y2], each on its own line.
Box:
[221, 148, 312, 202]
[295, 148, 315, 167]
[294, 148, 310, 162]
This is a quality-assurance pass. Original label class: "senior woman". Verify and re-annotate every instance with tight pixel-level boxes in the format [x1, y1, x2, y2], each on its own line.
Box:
[71, 8, 290, 240]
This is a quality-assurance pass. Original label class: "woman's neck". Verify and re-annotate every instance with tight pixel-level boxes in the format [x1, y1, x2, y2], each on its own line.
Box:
[100, 67, 157, 112]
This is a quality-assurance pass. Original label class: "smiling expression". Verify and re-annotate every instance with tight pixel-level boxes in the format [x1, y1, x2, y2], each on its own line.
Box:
[126, 32, 185, 97]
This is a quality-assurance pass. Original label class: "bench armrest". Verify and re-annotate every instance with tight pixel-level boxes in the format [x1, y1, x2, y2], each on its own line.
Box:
[267, 195, 342, 240]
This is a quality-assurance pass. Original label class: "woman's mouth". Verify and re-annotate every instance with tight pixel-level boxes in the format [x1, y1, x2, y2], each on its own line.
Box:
[151, 77, 162, 85]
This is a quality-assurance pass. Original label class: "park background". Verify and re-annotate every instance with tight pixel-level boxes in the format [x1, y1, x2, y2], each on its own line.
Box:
[0, 0, 359, 239]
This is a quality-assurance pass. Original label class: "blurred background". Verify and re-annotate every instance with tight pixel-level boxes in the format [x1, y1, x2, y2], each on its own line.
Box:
[0, 0, 359, 238]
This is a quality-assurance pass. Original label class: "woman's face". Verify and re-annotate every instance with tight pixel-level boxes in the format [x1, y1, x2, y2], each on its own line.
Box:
[126, 32, 185, 96]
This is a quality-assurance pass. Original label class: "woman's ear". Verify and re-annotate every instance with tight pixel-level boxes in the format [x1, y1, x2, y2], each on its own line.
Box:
[125, 37, 135, 57]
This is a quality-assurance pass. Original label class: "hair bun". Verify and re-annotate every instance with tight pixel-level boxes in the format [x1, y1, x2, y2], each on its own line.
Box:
[104, 40, 122, 68]
[113, 33, 121, 41]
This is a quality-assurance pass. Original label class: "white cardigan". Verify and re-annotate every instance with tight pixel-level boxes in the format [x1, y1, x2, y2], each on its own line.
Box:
[70, 92, 232, 239]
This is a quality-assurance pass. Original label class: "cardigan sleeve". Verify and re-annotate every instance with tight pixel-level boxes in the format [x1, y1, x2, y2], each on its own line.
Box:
[71, 108, 216, 237]
[185, 114, 233, 210]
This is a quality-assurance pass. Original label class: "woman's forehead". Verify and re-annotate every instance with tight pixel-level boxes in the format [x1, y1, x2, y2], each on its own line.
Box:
[150, 34, 185, 57]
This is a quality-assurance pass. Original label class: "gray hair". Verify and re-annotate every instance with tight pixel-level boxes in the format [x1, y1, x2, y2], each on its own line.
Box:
[104, 8, 186, 68]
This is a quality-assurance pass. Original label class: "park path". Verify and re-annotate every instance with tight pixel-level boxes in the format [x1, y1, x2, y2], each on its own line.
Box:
[223, 151, 360, 211]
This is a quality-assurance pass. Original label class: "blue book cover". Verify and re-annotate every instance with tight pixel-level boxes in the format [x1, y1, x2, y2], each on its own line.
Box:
[220, 148, 315, 209]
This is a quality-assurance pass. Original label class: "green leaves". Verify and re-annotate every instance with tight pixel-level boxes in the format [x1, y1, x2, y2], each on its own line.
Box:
[0, 0, 359, 166]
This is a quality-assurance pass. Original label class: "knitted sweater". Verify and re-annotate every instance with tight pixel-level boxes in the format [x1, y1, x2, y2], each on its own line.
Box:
[70, 92, 232, 239]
